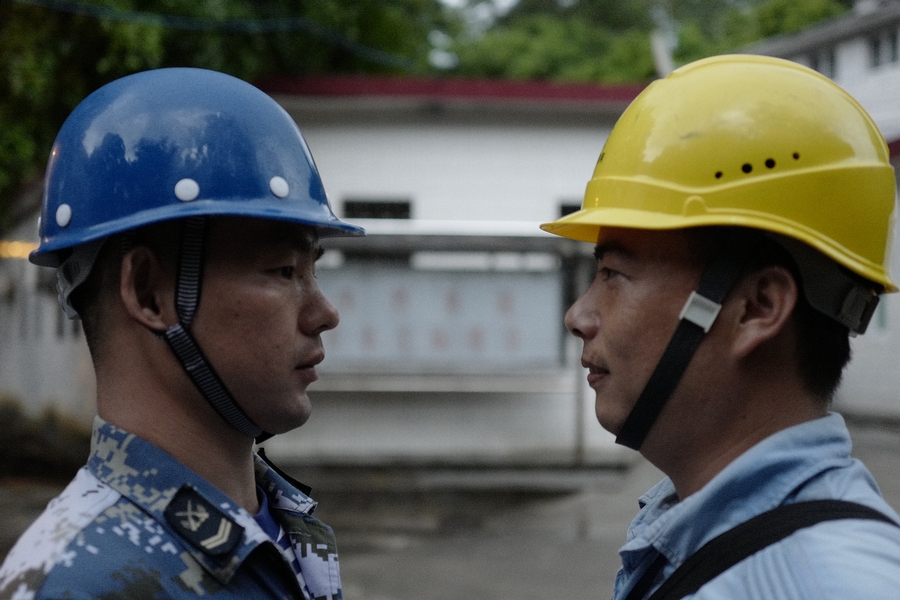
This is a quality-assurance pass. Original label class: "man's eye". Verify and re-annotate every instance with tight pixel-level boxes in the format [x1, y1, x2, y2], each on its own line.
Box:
[279, 266, 295, 279]
[598, 266, 619, 281]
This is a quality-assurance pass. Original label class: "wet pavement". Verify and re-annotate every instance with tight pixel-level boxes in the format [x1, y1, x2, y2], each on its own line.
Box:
[2, 420, 899, 600]
[311, 462, 660, 600]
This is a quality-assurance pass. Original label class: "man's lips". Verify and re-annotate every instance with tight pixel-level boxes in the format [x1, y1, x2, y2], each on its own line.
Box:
[296, 350, 325, 369]
[295, 353, 324, 383]
[584, 363, 610, 387]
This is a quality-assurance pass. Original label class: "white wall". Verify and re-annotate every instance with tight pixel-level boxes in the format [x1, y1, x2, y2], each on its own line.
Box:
[836, 215, 900, 417]
[0, 216, 96, 426]
[0, 103, 632, 466]
[779, 31, 900, 420]
[301, 120, 608, 222]
[258, 106, 633, 466]
[263, 341, 631, 467]
[841, 60, 900, 140]
[833, 37, 872, 88]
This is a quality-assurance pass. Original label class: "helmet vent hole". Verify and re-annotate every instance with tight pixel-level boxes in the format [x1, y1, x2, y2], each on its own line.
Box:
[793, 152, 800, 160]
[715, 171, 723, 179]
[765, 158, 776, 169]
[742, 163, 753, 173]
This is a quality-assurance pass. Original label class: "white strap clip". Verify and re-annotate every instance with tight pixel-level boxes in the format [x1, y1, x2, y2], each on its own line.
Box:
[679, 291, 722, 333]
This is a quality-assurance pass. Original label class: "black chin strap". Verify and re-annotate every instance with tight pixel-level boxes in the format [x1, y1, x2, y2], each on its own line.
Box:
[615, 242, 751, 451]
[163, 217, 272, 442]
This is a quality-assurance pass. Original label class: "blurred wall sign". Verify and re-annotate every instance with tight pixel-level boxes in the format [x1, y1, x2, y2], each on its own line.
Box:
[319, 265, 563, 370]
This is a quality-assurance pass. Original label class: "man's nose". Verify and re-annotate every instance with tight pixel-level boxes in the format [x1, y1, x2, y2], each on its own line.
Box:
[564, 291, 593, 340]
[305, 285, 340, 335]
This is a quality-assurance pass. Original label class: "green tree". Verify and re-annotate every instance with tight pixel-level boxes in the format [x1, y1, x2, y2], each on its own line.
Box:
[672, 0, 852, 62]
[500, 0, 654, 31]
[451, 14, 655, 82]
[0, 0, 857, 232]
[0, 0, 452, 234]
[450, 0, 852, 82]
[755, 0, 851, 37]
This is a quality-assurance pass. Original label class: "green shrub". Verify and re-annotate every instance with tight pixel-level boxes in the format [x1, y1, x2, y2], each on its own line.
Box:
[0, 397, 90, 482]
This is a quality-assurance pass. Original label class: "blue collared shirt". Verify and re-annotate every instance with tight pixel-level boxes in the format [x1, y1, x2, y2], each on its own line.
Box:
[615, 413, 900, 599]
[0, 418, 342, 599]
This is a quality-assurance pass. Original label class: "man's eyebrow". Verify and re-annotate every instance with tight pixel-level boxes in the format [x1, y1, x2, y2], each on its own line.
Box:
[275, 227, 321, 257]
[593, 240, 633, 261]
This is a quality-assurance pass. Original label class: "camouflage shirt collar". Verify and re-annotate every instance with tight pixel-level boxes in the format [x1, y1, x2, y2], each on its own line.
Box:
[86, 417, 310, 585]
[253, 452, 318, 516]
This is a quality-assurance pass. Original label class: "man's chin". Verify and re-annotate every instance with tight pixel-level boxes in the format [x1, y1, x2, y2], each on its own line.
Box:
[595, 404, 626, 437]
[253, 399, 312, 435]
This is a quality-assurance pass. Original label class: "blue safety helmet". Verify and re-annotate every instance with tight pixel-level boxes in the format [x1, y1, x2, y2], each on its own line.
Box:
[30, 68, 363, 442]
[31, 67, 363, 268]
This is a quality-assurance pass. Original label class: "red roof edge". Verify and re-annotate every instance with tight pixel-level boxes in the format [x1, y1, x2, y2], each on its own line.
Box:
[889, 138, 900, 161]
[256, 74, 646, 105]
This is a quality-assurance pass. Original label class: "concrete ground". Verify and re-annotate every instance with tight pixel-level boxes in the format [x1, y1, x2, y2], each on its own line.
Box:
[2, 420, 899, 600]
[313, 420, 900, 600]
[315, 462, 662, 600]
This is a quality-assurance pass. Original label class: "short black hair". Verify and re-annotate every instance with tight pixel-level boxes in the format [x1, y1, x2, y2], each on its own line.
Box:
[69, 221, 180, 362]
[690, 226, 850, 402]
[68, 237, 118, 361]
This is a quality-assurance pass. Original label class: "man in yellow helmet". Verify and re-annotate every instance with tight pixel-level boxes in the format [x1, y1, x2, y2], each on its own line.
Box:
[542, 55, 900, 598]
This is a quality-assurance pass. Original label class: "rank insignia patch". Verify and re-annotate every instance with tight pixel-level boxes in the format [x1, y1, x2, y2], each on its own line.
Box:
[165, 485, 244, 557]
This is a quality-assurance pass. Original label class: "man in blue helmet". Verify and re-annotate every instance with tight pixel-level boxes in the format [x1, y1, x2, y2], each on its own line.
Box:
[0, 68, 362, 599]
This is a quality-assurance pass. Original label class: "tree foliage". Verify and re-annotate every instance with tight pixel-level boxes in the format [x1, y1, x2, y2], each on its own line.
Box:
[451, 14, 655, 82]
[0, 0, 452, 233]
[0, 0, 857, 231]
[449, 0, 853, 81]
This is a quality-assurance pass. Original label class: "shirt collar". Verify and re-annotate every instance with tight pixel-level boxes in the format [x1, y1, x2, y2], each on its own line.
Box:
[253, 452, 318, 515]
[87, 417, 315, 585]
[622, 413, 853, 566]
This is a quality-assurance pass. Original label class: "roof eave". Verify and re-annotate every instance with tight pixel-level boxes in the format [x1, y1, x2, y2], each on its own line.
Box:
[256, 74, 645, 112]
[744, 4, 900, 58]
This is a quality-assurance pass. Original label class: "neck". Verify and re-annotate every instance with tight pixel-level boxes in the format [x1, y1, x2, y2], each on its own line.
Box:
[95, 348, 260, 514]
[640, 375, 827, 500]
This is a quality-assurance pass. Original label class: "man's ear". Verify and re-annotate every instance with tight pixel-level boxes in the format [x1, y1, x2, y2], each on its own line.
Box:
[119, 246, 175, 333]
[729, 265, 799, 358]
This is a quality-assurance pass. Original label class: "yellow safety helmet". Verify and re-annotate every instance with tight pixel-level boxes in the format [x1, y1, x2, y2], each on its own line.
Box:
[542, 54, 897, 294]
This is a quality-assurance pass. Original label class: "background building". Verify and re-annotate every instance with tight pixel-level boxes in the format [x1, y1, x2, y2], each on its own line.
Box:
[746, 0, 900, 420]
[3, 1, 900, 466]
[0, 77, 645, 465]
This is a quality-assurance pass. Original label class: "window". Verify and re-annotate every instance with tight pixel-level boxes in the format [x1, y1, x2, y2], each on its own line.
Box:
[891, 30, 899, 63]
[342, 199, 412, 264]
[871, 35, 883, 67]
[559, 202, 582, 217]
[343, 199, 411, 220]
[811, 48, 837, 78]
[873, 299, 889, 334]
[869, 29, 900, 69]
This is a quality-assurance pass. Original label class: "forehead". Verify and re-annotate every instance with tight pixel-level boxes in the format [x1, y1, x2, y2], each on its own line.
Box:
[206, 217, 319, 256]
[595, 227, 703, 268]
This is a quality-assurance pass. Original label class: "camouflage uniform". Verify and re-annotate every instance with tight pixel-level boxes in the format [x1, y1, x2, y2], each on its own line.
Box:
[0, 418, 342, 599]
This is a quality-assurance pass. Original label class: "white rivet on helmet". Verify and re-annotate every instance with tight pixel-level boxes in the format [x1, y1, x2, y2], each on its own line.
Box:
[269, 176, 290, 199]
[174, 178, 200, 202]
[56, 204, 72, 228]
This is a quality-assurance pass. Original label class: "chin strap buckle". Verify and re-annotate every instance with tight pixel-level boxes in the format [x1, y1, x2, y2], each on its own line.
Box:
[679, 291, 722, 333]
